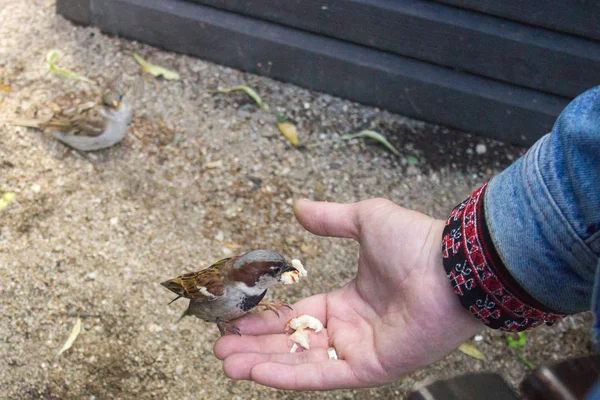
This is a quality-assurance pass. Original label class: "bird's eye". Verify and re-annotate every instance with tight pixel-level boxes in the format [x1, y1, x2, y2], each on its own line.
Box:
[269, 265, 281, 276]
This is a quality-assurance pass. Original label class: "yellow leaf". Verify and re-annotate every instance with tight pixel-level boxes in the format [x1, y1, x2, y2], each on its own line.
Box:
[133, 53, 180, 81]
[458, 343, 486, 361]
[0, 192, 15, 212]
[208, 85, 266, 109]
[46, 50, 95, 84]
[277, 116, 299, 146]
[56, 317, 82, 358]
[0, 84, 12, 93]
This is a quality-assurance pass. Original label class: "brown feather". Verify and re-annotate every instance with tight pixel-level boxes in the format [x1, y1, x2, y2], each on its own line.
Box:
[229, 260, 280, 287]
[40, 102, 109, 137]
[161, 258, 230, 303]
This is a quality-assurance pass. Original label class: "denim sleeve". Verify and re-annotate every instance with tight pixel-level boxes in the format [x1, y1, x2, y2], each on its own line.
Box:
[485, 86, 600, 314]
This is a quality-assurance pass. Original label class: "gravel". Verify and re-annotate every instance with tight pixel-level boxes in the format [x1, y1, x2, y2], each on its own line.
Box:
[0, 1, 592, 399]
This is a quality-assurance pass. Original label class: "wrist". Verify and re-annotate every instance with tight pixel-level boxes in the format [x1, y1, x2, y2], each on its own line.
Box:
[430, 219, 485, 335]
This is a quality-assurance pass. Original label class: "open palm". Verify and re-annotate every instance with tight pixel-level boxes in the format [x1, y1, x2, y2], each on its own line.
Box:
[214, 199, 482, 390]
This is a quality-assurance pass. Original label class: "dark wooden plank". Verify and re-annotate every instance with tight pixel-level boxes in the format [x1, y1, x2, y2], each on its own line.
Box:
[190, 0, 600, 98]
[521, 355, 600, 400]
[433, 0, 600, 42]
[56, 0, 91, 25]
[57, 0, 570, 145]
[409, 373, 519, 400]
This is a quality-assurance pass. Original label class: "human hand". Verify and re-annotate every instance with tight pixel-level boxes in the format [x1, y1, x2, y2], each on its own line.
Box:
[214, 199, 483, 390]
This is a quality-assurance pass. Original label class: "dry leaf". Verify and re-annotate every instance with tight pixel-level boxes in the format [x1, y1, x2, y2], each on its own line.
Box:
[204, 160, 223, 169]
[46, 50, 95, 84]
[277, 116, 299, 146]
[342, 130, 400, 156]
[0, 84, 12, 93]
[458, 343, 486, 361]
[0, 192, 16, 212]
[133, 53, 180, 80]
[208, 85, 265, 109]
[56, 317, 82, 358]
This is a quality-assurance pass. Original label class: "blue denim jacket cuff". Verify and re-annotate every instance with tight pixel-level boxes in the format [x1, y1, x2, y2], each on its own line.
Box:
[486, 137, 598, 313]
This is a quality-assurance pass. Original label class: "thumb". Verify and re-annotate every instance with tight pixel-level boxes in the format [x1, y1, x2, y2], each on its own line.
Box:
[293, 199, 360, 240]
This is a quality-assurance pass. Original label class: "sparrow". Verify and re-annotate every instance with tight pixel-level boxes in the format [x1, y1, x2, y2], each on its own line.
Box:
[43, 88, 132, 151]
[161, 250, 298, 335]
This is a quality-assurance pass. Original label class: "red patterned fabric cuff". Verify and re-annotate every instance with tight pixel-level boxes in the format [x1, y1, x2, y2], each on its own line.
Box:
[442, 182, 565, 331]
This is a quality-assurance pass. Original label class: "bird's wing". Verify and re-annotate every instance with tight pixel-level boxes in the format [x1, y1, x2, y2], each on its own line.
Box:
[41, 101, 108, 137]
[68, 107, 108, 137]
[180, 259, 230, 301]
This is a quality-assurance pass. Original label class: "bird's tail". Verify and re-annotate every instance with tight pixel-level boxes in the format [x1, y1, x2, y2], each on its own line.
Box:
[177, 305, 190, 323]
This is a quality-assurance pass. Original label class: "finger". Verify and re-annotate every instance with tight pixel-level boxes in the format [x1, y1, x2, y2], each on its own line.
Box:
[214, 330, 329, 360]
[222, 348, 330, 380]
[293, 199, 360, 240]
[250, 360, 362, 390]
[232, 294, 328, 336]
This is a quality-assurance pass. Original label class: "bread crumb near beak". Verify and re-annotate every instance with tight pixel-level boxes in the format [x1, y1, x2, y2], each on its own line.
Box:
[291, 259, 307, 277]
[281, 259, 307, 285]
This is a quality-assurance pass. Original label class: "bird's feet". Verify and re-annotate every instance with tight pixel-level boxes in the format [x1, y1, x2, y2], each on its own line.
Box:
[258, 301, 293, 317]
[217, 319, 241, 336]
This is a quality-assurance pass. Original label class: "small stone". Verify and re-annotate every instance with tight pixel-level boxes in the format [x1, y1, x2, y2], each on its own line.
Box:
[474, 335, 484, 342]
[110, 217, 119, 226]
[148, 324, 163, 333]
[291, 168, 310, 182]
[85, 271, 98, 281]
[475, 143, 487, 155]
[330, 162, 342, 170]
[175, 364, 184, 375]
[222, 247, 233, 255]
[215, 231, 224, 242]
[32, 184, 41, 193]
[303, 102, 310, 109]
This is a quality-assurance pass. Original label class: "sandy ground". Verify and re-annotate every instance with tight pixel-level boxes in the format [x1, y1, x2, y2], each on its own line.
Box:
[0, 1, 593, 399]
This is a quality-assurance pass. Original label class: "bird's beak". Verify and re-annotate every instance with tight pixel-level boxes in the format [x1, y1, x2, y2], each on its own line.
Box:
[283, 263, 298, 273]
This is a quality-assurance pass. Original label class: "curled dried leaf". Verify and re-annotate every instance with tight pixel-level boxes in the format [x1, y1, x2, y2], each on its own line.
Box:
[208, 85, 265, 109]
[277, 116, 299, 147]
[458, 343, 486, 361]
[133, 53, 180, 81]
[56, 317, 82, 358]
[342, 130, 400, 156]
[46, 50, 95, 84]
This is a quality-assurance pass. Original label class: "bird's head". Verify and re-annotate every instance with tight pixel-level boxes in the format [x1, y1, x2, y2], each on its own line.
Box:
[230, 250, 297, 291]
[101, 89, 124, 110]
